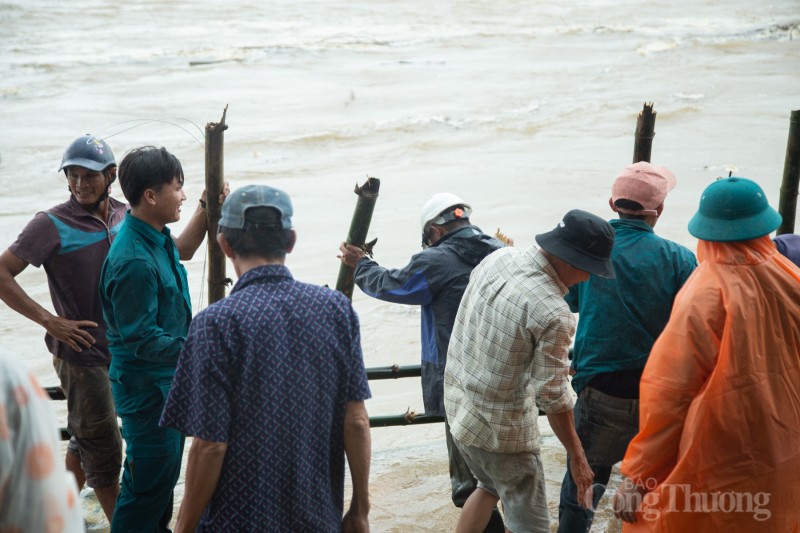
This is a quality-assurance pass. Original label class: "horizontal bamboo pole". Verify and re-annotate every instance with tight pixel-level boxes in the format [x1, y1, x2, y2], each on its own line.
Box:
[46, 357, 562, 436]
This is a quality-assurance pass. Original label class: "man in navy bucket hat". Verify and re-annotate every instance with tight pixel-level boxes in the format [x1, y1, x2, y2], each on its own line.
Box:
[445, 209, 614, 533]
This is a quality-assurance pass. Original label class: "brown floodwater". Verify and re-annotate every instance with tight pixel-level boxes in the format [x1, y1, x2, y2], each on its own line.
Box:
[4, 0, 798, 530]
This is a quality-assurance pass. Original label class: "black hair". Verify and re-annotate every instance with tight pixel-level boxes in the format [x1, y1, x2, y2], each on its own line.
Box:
[220, 207, 292, 259]
[614, 199, 650, 220]
[118, 146, 184, 206]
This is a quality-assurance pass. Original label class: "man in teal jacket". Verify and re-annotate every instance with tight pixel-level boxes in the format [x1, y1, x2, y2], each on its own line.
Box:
[100, 146, 203, 532]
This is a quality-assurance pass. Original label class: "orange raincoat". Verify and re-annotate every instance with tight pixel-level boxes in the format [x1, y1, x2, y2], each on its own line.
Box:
[620, 235, 800, 532]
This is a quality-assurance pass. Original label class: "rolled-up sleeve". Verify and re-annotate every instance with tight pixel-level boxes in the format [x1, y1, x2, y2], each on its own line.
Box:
[532, 310, 575, 414]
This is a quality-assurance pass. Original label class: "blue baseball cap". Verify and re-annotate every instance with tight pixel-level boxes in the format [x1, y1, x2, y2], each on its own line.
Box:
[219, 184, 293, 230]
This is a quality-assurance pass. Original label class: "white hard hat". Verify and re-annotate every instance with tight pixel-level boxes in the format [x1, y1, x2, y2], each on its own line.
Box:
[419, 192, 472, 233]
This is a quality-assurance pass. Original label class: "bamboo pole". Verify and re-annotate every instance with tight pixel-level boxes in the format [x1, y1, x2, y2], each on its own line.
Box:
[777, 110, 800, 235]
[205, 106, 228, 304]
[47, 354, 563, 432]
[370, 413, 444, 428]
[633, 102, 657, 163]
[335, 177, 381, 299]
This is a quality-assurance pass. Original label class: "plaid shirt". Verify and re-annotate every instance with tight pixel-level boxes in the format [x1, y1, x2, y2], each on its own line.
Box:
[444, 246, 576, 453]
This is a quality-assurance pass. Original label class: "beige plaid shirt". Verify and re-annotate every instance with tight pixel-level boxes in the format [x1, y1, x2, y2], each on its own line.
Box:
[444, 246, 576, 454]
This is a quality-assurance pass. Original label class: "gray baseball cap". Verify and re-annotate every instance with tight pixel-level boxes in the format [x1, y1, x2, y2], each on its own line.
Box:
[219, 184, 293, 229]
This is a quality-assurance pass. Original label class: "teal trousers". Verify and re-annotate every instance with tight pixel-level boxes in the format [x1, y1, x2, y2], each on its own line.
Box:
[110, 380, 185, 533]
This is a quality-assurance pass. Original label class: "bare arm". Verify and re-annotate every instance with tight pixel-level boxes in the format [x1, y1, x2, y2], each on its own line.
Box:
[174, 184, 230, 261]
[0, 249, 96, 351]
[174, 437, 228, 533]
[174, 202, 208, 261]
[547, 409, 594, 509]
[342, 400, 370, 533]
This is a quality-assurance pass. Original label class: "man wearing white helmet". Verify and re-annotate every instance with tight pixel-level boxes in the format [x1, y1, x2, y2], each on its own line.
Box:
[0, 135, 216, 523]
[339, 192, 505, 530]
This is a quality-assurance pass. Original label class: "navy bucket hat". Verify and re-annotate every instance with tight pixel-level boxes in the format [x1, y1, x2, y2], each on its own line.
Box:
[535, 209, 616, 279]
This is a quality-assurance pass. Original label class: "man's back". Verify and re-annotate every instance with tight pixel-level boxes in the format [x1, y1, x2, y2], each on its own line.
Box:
[567, 219, 696, 395]
[354, 224, 502, 415]
[162, 264, 371, 532]
[445, 246, 576, 454]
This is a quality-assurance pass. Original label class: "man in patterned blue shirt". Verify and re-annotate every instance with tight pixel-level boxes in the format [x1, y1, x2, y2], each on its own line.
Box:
[161, 184, 372, 532]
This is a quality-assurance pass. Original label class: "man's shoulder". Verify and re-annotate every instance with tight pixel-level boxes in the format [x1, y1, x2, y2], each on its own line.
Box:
[22, 201, 72, 232]
[108, 197, 128, 223]
[621, 230, 696, 261]
[650, 235, 698, 270]
[14, 209, 58, 239]
[650, 232, 693, 252]
[43, 199, 73, 216]
[246, 275, 352, 309]
[108, 196, 127, 209]
[292, 279, 351, 306]
[105, 228, 154, 266]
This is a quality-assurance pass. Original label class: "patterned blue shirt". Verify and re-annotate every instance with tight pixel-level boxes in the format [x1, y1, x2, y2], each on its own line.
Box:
[160, 264, 371, 532]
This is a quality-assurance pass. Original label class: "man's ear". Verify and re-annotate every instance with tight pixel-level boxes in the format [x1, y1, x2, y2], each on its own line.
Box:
[217, 231, 235, 259]
[609, 198, 618, 212]
[428, 224, 444, 245]
[286, 229, 297, 254]
[142, 188, 157, 206]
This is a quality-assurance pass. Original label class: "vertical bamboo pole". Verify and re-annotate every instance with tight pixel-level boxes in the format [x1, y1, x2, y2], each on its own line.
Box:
[336, 177, 381, 300]
[777, 110, 800, 236]
[205, 106, 228, 304]
[633, 103, 656, 163]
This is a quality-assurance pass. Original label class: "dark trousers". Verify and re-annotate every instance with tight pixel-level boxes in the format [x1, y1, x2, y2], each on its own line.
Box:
[557, 387, 639, 533]
[445, 420, 477, 507]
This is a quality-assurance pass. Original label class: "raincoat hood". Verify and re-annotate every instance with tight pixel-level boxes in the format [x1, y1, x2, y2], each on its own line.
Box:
[437, 225, 504, 267]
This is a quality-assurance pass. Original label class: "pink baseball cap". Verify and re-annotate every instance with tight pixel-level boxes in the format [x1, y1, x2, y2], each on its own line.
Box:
[611, 162, 676, 217]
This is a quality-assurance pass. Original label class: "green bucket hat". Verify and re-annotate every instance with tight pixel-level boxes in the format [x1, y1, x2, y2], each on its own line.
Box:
[688, 177, 781, 242]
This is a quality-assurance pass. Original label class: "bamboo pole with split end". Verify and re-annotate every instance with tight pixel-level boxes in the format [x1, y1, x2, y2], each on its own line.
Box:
[633, 102, 657, 163]
[777, 110, 800, 235]
[205, 106, 229, 304]
[335, 176, 381, 300]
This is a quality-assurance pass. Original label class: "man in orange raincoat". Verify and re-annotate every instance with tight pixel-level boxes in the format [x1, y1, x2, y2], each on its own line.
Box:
[613, 176, 800, 532]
